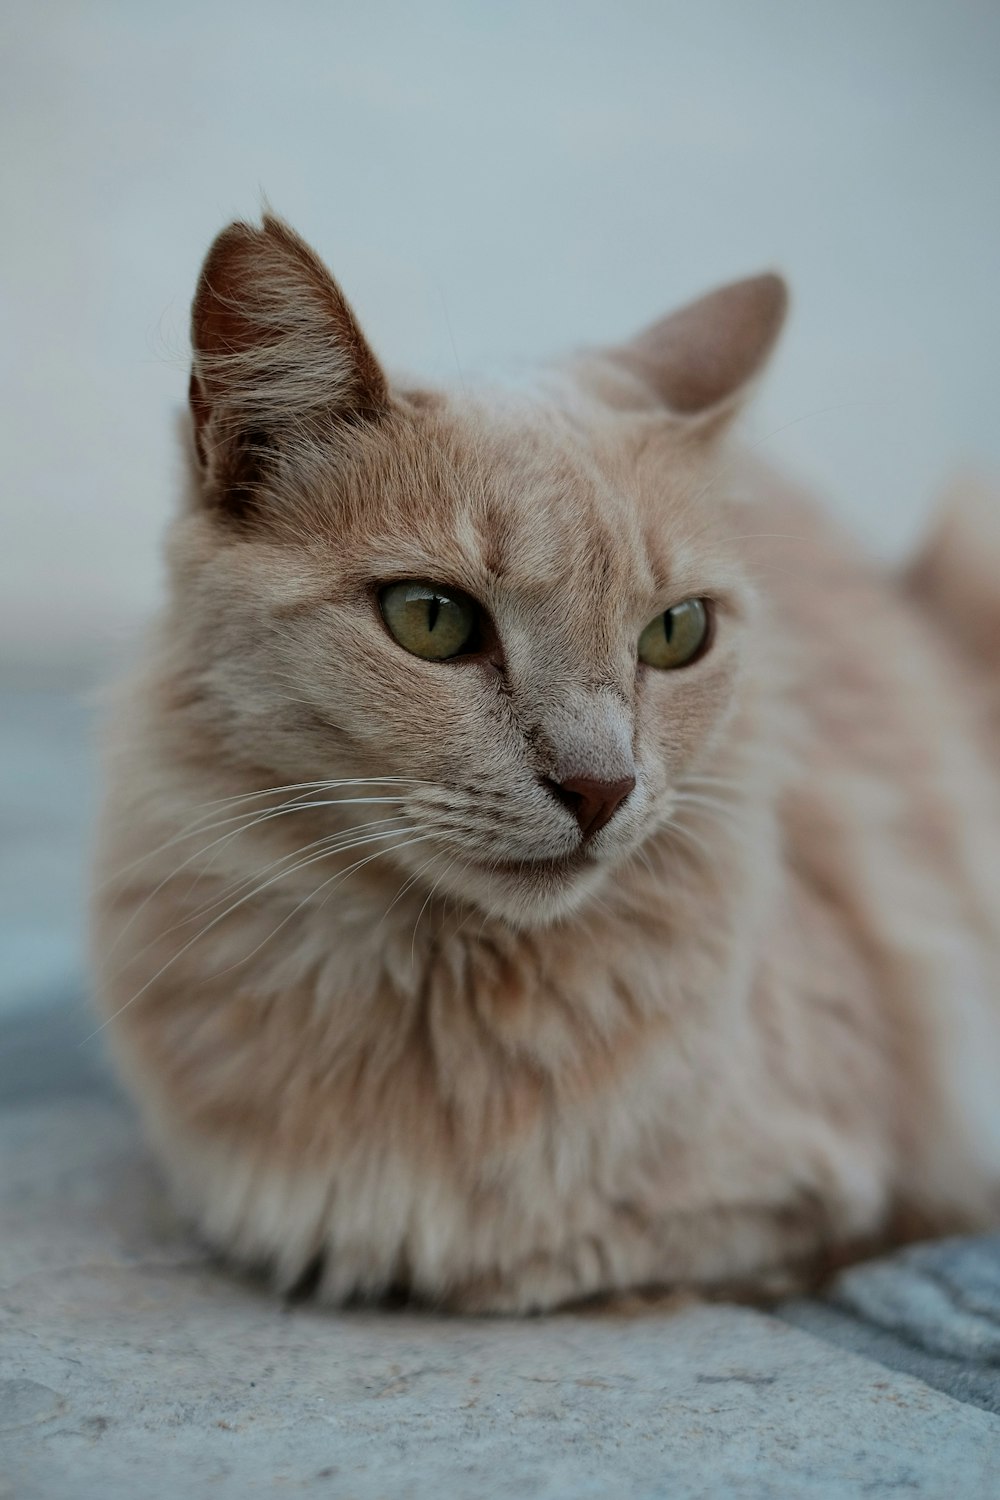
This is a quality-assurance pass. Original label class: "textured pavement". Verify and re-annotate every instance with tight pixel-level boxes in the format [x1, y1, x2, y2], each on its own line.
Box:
[5, 1070, 1000, 1500]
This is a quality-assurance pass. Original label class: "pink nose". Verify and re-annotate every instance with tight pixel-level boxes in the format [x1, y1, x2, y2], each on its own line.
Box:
[544, 774, 636, 840]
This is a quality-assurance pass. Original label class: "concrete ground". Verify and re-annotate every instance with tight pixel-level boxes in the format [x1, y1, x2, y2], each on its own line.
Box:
[3, 682, 1000, 1498]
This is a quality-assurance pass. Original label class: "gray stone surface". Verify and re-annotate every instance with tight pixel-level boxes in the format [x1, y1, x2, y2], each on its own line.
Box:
[832, 1236, 1000, 1360]
[783, 1298, 1000, 1421]
[3, 1088, 1000, 1500]
[782, 1237, 1000, 1417]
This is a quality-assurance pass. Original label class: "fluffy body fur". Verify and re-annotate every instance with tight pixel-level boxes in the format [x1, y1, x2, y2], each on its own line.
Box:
[92, 218, 1000, 1311]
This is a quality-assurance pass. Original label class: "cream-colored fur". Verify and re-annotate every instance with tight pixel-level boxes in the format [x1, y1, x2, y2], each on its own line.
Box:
[91, 217, 1000, 1311]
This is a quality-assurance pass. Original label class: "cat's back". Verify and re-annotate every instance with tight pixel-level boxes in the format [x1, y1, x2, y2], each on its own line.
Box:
[738, 459, 1000, 1219]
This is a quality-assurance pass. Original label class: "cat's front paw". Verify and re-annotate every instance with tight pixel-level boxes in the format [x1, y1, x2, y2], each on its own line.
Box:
[445, 1243, 623, 1315]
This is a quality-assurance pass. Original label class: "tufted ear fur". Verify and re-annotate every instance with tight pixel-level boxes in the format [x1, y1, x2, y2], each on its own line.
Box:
[615, 273, 788, 435]
[188, 214, 388, 519]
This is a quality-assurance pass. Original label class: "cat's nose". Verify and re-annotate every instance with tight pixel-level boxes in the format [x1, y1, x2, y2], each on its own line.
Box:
[543, 774, 636, 840]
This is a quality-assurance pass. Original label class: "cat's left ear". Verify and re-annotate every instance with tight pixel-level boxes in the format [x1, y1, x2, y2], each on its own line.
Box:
[188, 213, 389, 517]
[615, 273, 788, 436]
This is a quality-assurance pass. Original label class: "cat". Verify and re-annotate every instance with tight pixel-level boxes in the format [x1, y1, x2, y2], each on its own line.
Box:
[91, 214, 1000, 1312]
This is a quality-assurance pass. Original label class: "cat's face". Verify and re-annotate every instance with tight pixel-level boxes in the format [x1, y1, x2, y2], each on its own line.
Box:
[173, 217, 785, 927]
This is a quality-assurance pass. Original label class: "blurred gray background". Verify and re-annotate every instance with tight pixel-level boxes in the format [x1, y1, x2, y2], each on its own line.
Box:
[1, 0, 999, 1014]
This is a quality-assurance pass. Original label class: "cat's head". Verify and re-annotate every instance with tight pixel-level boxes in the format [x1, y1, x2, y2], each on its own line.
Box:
[171, 215, 786, 927]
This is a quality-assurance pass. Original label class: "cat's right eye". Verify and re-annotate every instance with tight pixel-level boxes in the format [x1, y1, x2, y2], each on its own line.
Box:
[378, 580, 482, 661]
[638, 598, 710, 669]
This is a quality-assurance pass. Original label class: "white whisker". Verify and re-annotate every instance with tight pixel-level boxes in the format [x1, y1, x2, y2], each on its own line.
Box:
[660, 816, 716, 865]
[208, 834, 433, 982]
[112, 821, 420, 976]
[101, 777, 425, 887]
[179, 815, 412, 926]
[410, 854, 459, 966]
[87, 827, 429, 1042]
[104, 797, 410, 957]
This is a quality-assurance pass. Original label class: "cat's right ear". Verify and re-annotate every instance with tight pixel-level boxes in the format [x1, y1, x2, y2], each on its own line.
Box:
[613, 273, 788, 437]
[188, 214, 388, 519]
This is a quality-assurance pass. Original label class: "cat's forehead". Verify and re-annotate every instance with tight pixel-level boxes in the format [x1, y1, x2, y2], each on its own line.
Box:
[345, 383, 721, 605]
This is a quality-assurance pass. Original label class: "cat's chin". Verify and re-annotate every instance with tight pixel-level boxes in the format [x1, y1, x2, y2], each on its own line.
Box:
[418, 850, 608, 930]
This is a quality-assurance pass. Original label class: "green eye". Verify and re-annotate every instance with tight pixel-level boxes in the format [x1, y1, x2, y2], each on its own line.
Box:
[638, 598, 710, 669]
[379, 580, 480, 660]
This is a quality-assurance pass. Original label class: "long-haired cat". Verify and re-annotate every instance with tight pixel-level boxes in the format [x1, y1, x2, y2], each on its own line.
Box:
[91, 215, 1000, 1312]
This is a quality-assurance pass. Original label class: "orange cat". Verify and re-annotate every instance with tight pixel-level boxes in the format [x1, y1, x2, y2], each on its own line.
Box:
[91, 216, 1000, 1311]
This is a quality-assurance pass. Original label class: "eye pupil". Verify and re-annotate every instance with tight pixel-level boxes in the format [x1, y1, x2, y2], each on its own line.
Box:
[637, 598, 709, 669]
[379, 580, 481, 661]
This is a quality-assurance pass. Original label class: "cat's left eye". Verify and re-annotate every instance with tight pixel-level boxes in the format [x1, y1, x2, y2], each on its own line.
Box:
[378, 580, 482, 661]
[638, 598, 710, 669]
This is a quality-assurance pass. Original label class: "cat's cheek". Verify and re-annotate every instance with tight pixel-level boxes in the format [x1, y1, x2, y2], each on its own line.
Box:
[640, 667, 741, 775]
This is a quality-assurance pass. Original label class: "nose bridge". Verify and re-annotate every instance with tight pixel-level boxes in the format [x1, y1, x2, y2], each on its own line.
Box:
[538, 686, 636, 785]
